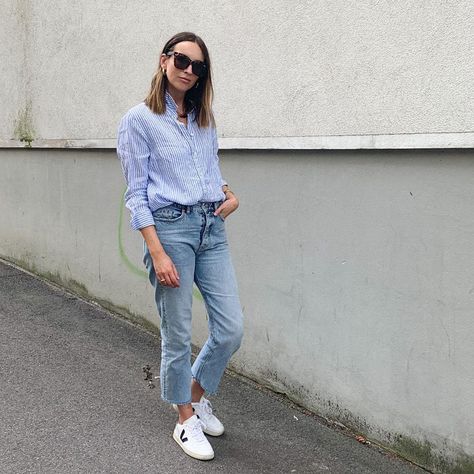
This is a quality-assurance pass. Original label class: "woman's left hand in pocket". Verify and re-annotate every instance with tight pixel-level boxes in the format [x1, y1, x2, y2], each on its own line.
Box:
[214, 193, 239, 220]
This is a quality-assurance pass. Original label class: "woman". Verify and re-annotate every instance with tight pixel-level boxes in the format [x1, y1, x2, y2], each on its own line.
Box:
[117, 32, 243, 461]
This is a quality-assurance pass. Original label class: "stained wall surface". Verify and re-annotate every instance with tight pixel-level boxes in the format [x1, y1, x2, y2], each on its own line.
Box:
[1, 149, 473, 471]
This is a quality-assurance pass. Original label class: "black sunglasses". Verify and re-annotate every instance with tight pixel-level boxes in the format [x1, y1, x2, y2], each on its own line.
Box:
[166, 51, 207, 78]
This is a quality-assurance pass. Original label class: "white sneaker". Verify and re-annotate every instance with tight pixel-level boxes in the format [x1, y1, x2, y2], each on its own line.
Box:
[173, 414, 214, 461]
[173, 397, 225, 437]
[192, 397, 225, 436]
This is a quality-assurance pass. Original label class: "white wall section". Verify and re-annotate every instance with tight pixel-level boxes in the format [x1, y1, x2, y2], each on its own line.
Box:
[1, 1, 474, 147]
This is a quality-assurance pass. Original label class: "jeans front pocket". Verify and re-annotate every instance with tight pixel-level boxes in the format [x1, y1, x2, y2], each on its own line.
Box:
[152, 204, 185, 223]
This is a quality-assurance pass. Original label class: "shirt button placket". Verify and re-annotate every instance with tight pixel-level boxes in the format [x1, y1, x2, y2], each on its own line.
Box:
[189, 128, 206, 196]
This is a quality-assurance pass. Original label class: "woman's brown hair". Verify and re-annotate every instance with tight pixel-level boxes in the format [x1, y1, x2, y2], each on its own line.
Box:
[144, 32, 215, 128]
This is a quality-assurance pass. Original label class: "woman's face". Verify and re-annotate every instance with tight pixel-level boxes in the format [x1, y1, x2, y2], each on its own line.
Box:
[161, 41, 204, 96]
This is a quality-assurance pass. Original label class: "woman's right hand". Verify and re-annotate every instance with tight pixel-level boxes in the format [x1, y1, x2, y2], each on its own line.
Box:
[152, 251, 180, 287]
[139, 225, 180, 288]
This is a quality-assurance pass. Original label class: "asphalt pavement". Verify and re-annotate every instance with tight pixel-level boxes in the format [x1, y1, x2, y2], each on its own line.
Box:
[0, 260, 426, 473]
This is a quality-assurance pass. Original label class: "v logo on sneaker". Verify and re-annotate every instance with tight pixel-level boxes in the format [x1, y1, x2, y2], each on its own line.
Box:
[180, 429, 188, 443]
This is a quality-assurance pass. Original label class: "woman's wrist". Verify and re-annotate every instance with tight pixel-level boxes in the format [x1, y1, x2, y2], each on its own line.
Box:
[139, 226, 166, 258]
[222, 185, 234, 198]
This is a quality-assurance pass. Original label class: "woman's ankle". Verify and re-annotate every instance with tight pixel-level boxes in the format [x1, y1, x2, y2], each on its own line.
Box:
[191, 379, 205, 403]
[177, 403, 193, 424]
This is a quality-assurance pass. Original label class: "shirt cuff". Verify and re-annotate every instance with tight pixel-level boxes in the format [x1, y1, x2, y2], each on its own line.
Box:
[130, 209, 155, 231]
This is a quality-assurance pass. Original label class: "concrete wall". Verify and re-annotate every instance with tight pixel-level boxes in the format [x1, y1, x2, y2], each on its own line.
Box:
[2, 1, 474, 144]
[1, 148, 473, 472]
[2, 1, 474, 472]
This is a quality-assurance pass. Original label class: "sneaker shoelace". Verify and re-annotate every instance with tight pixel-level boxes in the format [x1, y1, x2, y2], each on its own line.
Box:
[188, 418, 208, 444]
[199, 398, 214, 420]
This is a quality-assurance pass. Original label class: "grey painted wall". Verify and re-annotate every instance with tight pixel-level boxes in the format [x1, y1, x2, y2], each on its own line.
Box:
[2, 1, 474, 143]
[1, 148, 473, 471]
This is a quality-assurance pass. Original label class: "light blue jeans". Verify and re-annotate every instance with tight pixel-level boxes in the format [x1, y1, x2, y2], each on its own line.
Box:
[143, 202, 243, 404]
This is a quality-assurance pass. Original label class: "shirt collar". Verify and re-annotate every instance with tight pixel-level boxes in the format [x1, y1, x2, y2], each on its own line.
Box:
[165, 91, 196, 121]
[165, 91, 178, 112]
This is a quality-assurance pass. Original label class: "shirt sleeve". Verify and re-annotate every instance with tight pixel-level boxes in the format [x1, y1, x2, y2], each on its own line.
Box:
[212, 127, 227, 187]
[117, 113, 155, 231]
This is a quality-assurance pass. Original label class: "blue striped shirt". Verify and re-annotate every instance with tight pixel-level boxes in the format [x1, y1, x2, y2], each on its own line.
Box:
[117, 92, 226, 230]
